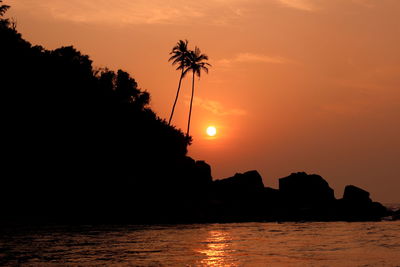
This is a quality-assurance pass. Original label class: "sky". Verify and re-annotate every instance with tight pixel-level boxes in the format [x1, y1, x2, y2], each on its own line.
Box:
[7, 0, 400, 202]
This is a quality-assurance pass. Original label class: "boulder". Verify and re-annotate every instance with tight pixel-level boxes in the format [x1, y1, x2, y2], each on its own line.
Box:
[261, 187, 282, 217]
[264, 187, 280, 199]
[370, 202, 390, 218]
[173, 157, 211, 183]
[214, 170, 265, 195]
[337, 185, 387, 221]
[393, 209, 400, 220]
[212, 170, 265, 204]
[343, 185, 371, 204]
[209, 170, 266, 221]
[279, 172, 336, 208]
[177, 158, 213, 196]
[194, 160, 212, 184]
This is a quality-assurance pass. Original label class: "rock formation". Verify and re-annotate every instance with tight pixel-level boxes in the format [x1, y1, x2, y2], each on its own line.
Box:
[204, 170, 390, 222]
[337, 185, 388, 221]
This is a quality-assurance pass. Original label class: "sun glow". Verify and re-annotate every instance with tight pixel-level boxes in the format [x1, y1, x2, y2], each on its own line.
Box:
[206, 126, 217, 137]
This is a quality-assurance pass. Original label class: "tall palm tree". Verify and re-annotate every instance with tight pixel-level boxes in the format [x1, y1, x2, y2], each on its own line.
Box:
[186, 46, 211, 137]
[168, 39, 189, 125]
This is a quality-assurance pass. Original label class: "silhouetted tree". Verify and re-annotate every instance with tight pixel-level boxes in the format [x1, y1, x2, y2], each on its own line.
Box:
[186, 47, 211, 137]
[115, 69, 150, 108]
[0, 0, 9, 17]
[0, 0, 10, 27]
[95, 68, 116, 99]
[95, 68, 150, 108]
[168, 39, 189, 125]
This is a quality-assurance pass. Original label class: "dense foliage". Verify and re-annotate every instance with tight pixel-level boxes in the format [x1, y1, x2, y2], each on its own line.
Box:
[0, 3, 199, 221]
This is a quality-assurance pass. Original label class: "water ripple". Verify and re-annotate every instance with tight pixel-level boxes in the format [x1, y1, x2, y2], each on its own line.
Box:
[1, 221, 400, 266]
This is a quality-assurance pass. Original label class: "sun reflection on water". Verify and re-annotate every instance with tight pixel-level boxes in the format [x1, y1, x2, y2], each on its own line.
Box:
[198, 230, 237, 266]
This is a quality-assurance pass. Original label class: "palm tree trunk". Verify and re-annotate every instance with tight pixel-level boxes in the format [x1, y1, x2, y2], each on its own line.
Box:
[168, 69, 184, 125]
[187, 71, 195, 137]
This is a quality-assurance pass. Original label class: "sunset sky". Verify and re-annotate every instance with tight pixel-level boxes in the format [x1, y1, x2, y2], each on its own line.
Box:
[7, 0, 400, 202]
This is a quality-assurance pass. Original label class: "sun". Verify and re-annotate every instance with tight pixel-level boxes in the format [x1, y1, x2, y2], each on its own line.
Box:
[206, 126, 217, 137]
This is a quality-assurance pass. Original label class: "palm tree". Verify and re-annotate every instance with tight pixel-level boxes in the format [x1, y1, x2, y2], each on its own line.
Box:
[0, 0, 10, 17]
[168, 39, 189, 125]
[186, 46, 211, 137]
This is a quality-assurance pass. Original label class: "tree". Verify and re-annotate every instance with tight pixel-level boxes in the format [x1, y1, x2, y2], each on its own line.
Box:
[186, 46, 211, 137]
[0, 0, 10, 27]
[168, 39, 189, 125]
[0, 0, 9, 17]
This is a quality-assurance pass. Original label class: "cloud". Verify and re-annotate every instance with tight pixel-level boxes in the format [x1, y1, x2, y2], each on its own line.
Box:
[44, 0, 203, 25]
[275, 0, 378, 11]
[276, 0, 317, 11]
[351, 0, 375, 8]
[217, 53, 291, 67]
[12, 0, 386, 26]
[186, 96, 247, 116]
[235, 53, 289, 64]
[11, 0, 245, 26]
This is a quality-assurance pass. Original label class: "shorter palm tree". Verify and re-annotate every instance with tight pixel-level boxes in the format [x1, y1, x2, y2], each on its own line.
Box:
[186, 46, 211, 137]
[168, 39, 189, 125]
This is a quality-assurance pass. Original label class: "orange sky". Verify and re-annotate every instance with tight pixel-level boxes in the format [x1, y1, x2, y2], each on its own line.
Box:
[7, 0, 400, 202]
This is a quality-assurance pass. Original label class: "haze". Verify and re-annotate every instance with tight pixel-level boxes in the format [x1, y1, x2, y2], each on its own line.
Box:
[8, 0, 400, 202]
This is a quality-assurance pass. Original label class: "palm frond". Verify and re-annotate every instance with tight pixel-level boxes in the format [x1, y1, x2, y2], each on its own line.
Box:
[185, 46, 211, 78]
[168, 39, 190, 70]
[0, 2, 10, 17]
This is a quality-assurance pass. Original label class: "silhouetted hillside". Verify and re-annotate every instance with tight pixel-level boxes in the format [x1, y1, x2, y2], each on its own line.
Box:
[1, 5, 206, 223]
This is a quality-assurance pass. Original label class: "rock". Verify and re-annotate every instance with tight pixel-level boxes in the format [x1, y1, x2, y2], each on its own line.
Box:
[279, 172, 336, 208]
[209, 170, 266, 221]
[343, 185, 371, 204]
[174, 157, 213, 198]
[261, 187, 281, 207]
[214, 170, 265, 195]
[264, 187, 280, 199]
[261, 187, 282, 218]
[182, 156, 196, 169]
[370, 202, 390, 218]
[211, 170, 264, 208]
[194, 160, 212, 184]
[393, 209, 400, 220]
[337, 185, 387, 221]
[173, 157, 211, 184]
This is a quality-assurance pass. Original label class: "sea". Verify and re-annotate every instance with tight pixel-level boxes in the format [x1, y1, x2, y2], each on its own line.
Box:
[1, 219, 400, 266]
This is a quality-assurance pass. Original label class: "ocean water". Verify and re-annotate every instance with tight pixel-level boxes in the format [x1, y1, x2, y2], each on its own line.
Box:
[1, 221, 400, 266]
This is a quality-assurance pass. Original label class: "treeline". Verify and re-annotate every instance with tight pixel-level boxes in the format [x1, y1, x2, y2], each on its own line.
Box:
[1, 2, 209, 223]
